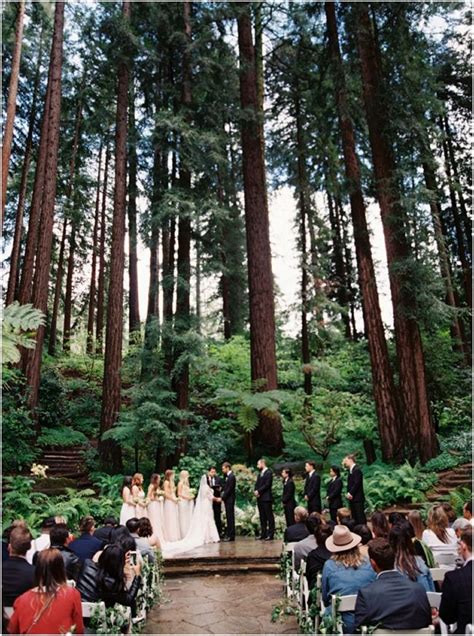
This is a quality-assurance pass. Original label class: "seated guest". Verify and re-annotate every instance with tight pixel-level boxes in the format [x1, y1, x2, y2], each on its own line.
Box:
[293, 513, 322, 570]
[322, 525, 376, 633]
[2, 521, 27, 563]
[306, 525, 333, 589]
[284, 507, 309, 543]
[94, 517, 118, 544]
[453, 517, 470, 537]
[441, 503, 456, 528]
[8, 548, 84, 635]
[463, 500, 473, 526]
[371, 511, 389, 539]
[49, 524, 82, 582]
[422, 506, 457, 558]
[439, 527, 472, 634]
[77, 544, 142, 613]
[126, 517, 140, 538]
[389, 522, 434, 591]
[2, 527, 34, 607]
[354, 538, 431, 631]
[336, 507, 351, 524]
[116, 534, 142, 588]
[353, 524, 372, 559]
[136, 517, 159, 563]
[388, 511, 406, 528]
[69, 516, 103, 562]
[407, 510, 436, 567]
[26, 517, 55, 564]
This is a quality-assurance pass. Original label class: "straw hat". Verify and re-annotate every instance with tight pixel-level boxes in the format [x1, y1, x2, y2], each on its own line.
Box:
[325, 524, 361, 553]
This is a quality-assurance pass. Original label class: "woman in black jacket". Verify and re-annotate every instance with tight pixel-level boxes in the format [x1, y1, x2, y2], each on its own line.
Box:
[326, 466, 343, 523]
[77, 544, 141, 613]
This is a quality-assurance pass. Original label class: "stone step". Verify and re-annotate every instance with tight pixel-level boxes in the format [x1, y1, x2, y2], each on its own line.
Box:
[438, 477, 472, 487]
[164, 562, 280, 577]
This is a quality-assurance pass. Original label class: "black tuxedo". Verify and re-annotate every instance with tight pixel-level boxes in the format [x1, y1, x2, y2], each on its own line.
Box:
[306, 545, 332, 589]
[207, 475, 223, 536]
[304, 471, 321, 513]
[439, 561, 472, 634]
[347, 465, 366, 523]
[255, 469, 274, 539]
[2, 556, 34, 607]
[283, 522, 309, 543]
[282, 478, 296, 527]
[221, 472, 236, 539]
[326, 477, 343, 522]
[355, 570, 431, 630]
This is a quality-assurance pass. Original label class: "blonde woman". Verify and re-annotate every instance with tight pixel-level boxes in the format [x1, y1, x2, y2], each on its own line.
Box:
[422, 506, 457, 559]
[147, 473, 165, 544]
[163, 469, 181, 542]
[177, 470, 195, 537]
[120, 476, 136, 526]
[132, 473, 148, 518]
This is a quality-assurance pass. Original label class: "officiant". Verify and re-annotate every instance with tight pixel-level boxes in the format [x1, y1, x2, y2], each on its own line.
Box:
[207, 466, 223, 537]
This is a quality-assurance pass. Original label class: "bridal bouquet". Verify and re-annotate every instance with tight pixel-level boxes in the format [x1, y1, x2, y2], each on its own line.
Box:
[188, 488, 196, 499]
[156, 489, 165, 502]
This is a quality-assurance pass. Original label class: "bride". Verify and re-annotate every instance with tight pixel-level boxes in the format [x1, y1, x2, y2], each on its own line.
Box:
[161, 474, 220, 558]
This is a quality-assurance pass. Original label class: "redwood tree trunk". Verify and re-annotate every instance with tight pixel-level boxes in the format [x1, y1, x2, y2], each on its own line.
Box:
[23, 1, 65, 415]
[62, 223, 76, 352]
[86, 144, 103, 355]
[355, 2, 436, 462]
[6, 21, 44, 306]
[237, 3, 283, 455]
[48, 219, 67, 355]
[2, 0, 26, 228]
[325, 1, 402, 461]
[96, 142, 110, 355]
[128, 77, 141, 337]
[327, 188, 351, 339]
[99, 0, 131, 472]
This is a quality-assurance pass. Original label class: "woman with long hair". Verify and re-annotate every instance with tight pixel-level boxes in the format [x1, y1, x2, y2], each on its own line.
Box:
[422, 506, 457, 559]
[137, 517, 160, 554]
[120, 476, 135, 526]
[147, 473, 165, 544]
[8, 548, 83, 634]
[163, 469, 181, 542]
[326, 466, 343, 523]
[132, 473, 148, 519]
[322, 525, 375, 633]
[407, 510, 436, 567]
[389, 522, 435, 591]
[371, 511, 389, 539]
[177, 470, 195, 537]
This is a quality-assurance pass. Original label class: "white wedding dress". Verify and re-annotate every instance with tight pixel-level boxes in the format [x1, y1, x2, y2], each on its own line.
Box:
[161, 475, 220, 558]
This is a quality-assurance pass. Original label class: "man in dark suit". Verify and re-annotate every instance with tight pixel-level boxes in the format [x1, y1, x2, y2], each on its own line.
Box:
[304, 461, 321, 513]
[281, 468, 296, 527]
[254, 458, 274, 540]
[221, 462, 236, 541]
[94, 516, 118, 544]
[439, 527, 472, 634]
[326, 465, 343, 523]
[343, 454, 366, 524]
[68, 516, 103, 562]
[207, 466, 223, 537]
[355, 538, 431, 630]
[50, 524, 83, 581]
[2, 527, 34, 607]
[283, 507, 309, 542]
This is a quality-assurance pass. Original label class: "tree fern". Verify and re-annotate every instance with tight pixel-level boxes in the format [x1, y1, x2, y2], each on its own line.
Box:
[2, 302, 45, 364]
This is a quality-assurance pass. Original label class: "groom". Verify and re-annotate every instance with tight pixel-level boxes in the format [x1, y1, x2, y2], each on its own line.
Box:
[207, 466, 223, 537]
[221, 462, 236, 542]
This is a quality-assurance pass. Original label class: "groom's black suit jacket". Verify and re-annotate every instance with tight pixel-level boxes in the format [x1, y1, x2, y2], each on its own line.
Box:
[222, 473, 236, 503]
[255, 469, 273, 502]
[207, 475, 223, 497]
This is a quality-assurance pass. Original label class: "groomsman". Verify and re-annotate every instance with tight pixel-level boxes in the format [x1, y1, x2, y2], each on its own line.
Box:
[281, 468, 296, 527]
[343, 454, 366, 524]
[221, 462, 236, 542]
[304, 461, 321, 513]
[326, 465, 343, 523]
[254, 459, 275, 540]
[207, 466, 223, 536]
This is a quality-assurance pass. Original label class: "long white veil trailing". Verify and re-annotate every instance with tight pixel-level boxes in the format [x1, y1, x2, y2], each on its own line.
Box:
[161, 474, 219, 558]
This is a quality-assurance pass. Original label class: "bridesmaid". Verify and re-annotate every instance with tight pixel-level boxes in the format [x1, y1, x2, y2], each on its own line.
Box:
[177, 470, 194, 538]
[119, 476, 135, 526]
[147, 473, 166, 545]
[163, 469, 181, 542]
[132, 473, 148, 518]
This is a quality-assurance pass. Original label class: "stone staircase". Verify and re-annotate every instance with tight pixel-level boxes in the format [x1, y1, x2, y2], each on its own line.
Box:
[39, 446, 91, 488]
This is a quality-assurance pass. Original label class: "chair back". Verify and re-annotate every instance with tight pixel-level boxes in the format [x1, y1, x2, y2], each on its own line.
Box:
[429, 567, 447, 582]
[331, 593, 357, 623]
[4, 607, 13, 619]
[81, 600, 107, 623]
[361, 626, 435, 635]
[435, 552, 457, 566]
[426, 591, 441, 609]
[465, 625, 473, 635]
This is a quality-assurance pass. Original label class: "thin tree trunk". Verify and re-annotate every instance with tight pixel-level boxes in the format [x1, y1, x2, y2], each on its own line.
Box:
[96, 141, 110, 355]
[86, 144, 103, 355]
[62, 223, 76, 352]
[195, 213, 201, 333]
[6, 20, 44, 306]
[325, 1, 402, 461]
[237, 2, 283, 455]
[355, 2, 436, 462]
[47, 219, 67, 355]
[327, 188, 351, 338]
[23, 1, 65, 416]
[99, 0, 130, 473]
[2, 0, 26, 228]
[128, 77, 141, 337]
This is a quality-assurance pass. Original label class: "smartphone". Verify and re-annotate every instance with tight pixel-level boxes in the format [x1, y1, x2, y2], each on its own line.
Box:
[129, 550, 138, 566]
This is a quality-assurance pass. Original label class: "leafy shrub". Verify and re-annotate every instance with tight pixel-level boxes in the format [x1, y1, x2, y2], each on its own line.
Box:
[439, 429, 471, 464]
[37, 368, 70, 429]
[448, 487, 472, 517]
[2, 302, 45, 364]
[423, 451, 462, 473]
[364, 462, 437, 511]
[37, 427, 88, 448]
[434, 395, 471, 431]
[176, 450, 217, 490]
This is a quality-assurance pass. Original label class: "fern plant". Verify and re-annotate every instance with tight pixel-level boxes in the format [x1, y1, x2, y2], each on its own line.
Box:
[2, 302, 45, 364]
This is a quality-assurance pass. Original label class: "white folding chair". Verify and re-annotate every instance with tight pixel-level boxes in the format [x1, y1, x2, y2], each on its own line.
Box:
[81, 601, 107, 625]
[465, 625, 473, 635]
[4, 607, 14, 619]
[361, 626, 435, 635]
[426, 591, 442, 609]
[435, 552, 457, 567]
[331, 593, 357, 630]
[429, 567, 448, 583]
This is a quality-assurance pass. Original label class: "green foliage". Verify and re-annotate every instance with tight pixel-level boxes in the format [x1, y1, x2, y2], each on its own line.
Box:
[37, 427, 88, 448]
[423, 451, 463, 473]
[448, 487, 472, 517]
[364, 462, 437, 511]
[440, 429, 471, 464]
[2, 302, 45, 364]
[2, 373, 39, 472]
[434, 395, 472, 431]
